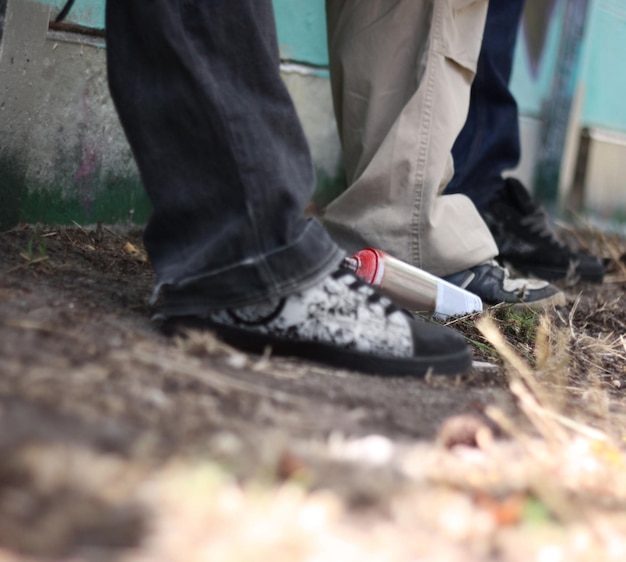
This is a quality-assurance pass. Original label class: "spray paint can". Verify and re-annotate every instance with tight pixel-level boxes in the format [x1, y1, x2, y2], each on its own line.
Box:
[343, 248, 483, 319]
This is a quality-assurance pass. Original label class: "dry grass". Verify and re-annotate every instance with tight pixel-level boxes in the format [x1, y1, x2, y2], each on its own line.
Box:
[116, 304, 626, 562]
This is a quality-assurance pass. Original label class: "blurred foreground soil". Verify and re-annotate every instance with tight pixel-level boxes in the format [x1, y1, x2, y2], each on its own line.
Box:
[1, 224, 626, 561]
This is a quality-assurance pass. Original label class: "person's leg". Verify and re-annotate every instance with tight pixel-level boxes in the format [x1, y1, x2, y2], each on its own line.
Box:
[104, 0, 472, 375]
[445, 0, 525, 210]
[324, 0, 564, 306]
[106, 0, 342, 309]
[444, 0, 604, 282]
[323, 0, 497, 278]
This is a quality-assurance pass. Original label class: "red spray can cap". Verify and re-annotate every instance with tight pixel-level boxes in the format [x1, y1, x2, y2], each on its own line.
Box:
[347, 248, 386, 286]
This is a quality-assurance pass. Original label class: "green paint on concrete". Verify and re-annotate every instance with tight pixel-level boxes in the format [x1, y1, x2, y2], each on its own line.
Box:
[0, 153, 151, 230]
[18, 178, 152, 227]
[0, 155, 27, 230]
[0, 149, 342, 230]
[311, 167, 346, 211]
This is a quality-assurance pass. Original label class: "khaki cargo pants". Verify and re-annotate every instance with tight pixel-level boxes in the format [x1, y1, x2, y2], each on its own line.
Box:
[323, 0, 498, 277]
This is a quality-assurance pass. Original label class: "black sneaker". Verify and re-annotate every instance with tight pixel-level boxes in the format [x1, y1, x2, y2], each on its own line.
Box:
[444, 261, 566, 309]
[156, 267, 472, 376]
[481, 178, 604, 283]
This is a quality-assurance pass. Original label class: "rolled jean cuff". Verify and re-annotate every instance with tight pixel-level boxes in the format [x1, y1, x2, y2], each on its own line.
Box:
[153, 219, 345, 315]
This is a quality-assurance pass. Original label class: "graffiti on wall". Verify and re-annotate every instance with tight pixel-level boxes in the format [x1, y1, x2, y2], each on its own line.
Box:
[0, 0, 6, 46]
[521, 0, 558, 77]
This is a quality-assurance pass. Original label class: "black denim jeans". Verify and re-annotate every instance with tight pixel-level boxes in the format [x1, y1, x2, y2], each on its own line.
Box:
[105, 0, 342, 310]
[445, 0, 526, 210]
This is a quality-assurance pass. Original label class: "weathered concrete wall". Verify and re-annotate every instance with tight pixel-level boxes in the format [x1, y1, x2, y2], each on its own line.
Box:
[0, 0, 145, 229]
[0, 0, 343, 229]
[281, 67, 344, 211]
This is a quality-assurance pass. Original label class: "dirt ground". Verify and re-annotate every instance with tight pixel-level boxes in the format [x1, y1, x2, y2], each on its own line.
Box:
[2, 223, 626, 561]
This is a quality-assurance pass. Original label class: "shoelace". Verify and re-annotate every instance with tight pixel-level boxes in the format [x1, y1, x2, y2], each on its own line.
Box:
[485, 259, 510, 277]
[519, 206, 567, 249]
[332, 268, 403, 317]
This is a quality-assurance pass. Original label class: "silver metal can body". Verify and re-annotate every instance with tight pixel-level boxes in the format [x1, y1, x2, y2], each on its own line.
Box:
[347, 248, 438, 312]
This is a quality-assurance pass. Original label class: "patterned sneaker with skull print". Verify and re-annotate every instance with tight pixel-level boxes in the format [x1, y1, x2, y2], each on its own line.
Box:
[156, 267, 472, 376]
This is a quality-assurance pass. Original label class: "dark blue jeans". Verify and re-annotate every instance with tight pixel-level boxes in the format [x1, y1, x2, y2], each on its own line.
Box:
[445, 0, 526, 211]
[105, 0, 342, 309]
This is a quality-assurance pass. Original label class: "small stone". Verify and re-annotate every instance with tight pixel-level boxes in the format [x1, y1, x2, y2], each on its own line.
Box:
[437, 414, 494, 450]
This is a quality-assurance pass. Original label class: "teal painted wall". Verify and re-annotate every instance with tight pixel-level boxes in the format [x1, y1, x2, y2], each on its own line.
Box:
[273, 0, 328, 66]
[579, 0, 626, 133]
[39, 0, 332, 63]
[273, 0, 569, 125]
[39, 0, 104, 28]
